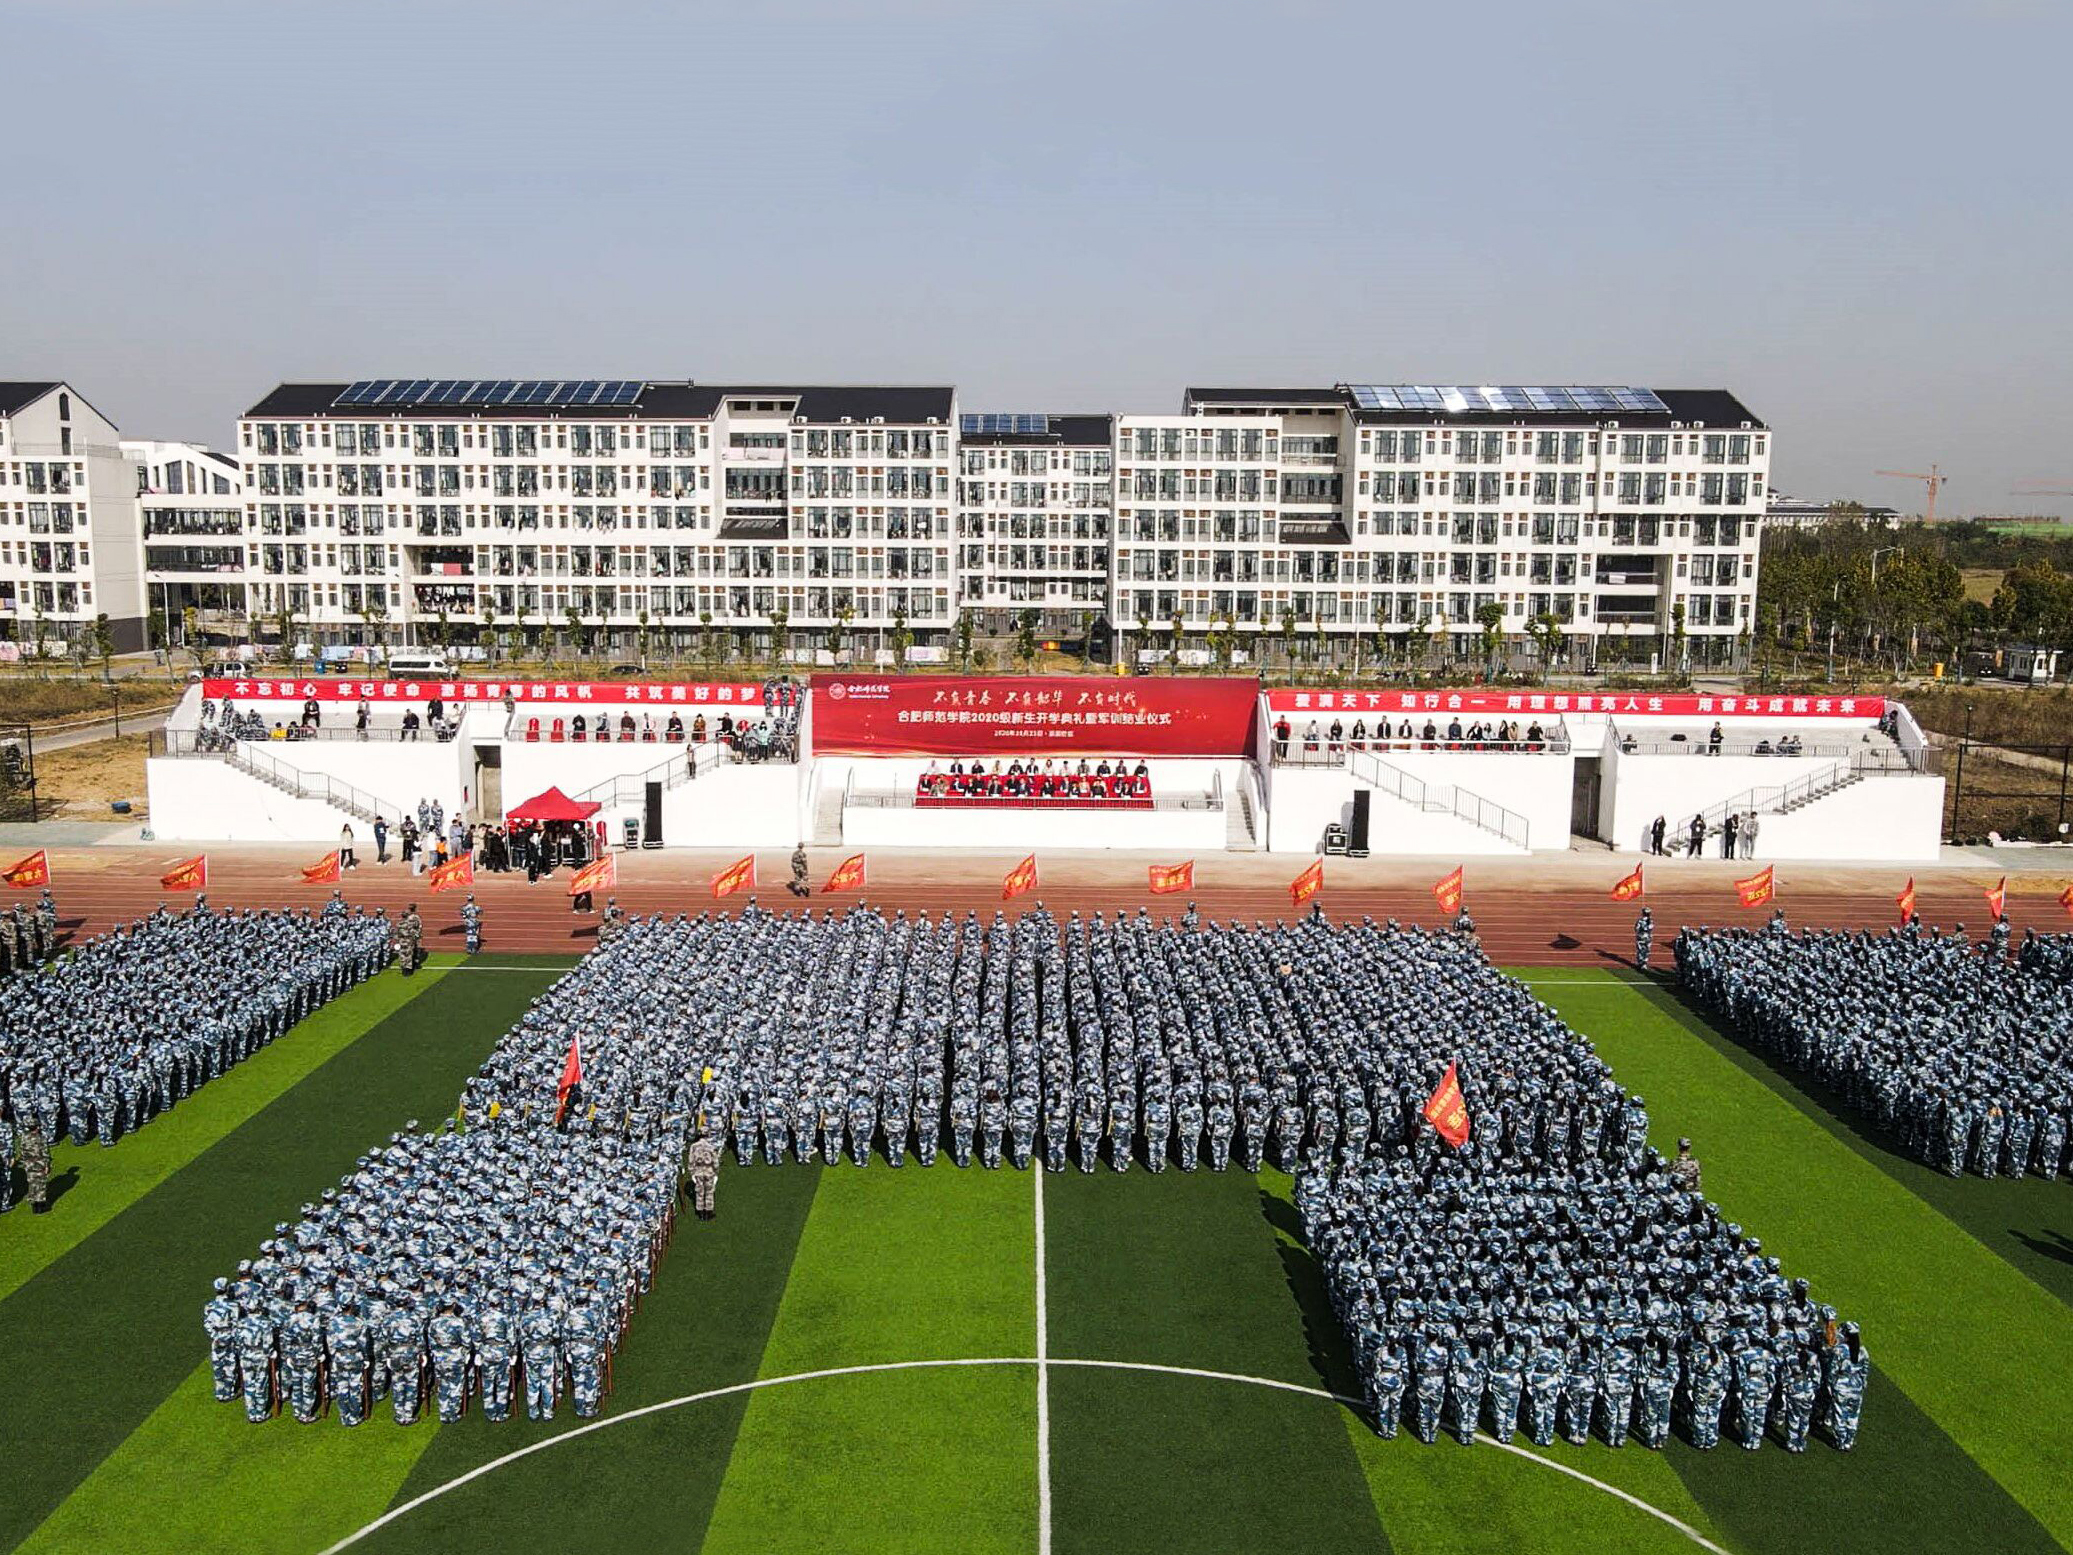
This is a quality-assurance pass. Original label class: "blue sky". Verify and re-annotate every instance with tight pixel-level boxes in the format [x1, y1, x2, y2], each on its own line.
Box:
[7, 0, 2069, 512]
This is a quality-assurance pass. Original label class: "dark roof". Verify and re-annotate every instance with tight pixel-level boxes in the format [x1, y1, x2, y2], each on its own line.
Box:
[1184, 387, 1350, 410]
[960, 413, 1113, 447]
[1651, 390, 1764, 429]
[201, 448, 240, 469]
[242, 381, 954, 424]
[0, 382, 61, 417]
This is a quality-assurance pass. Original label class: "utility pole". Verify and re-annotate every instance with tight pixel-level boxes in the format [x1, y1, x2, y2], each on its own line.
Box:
[1948, 703, 1972, 843]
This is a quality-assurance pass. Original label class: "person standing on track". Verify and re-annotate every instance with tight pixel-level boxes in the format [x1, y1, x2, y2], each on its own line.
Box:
[1635, 906, 1654, 971]
[686, 1131, 720, 1220]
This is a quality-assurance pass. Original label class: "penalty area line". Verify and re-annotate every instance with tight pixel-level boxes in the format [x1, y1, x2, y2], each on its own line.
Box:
[321, 1355, 1731, 1555]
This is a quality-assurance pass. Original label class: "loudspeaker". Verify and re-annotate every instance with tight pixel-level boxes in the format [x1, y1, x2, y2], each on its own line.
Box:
[1348, 789, 1371, 857]
[643, 780, 663, 848]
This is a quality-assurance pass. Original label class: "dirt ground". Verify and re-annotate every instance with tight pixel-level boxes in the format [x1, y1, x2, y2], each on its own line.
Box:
[0, 675, 182, 727]
[26, 734, 151, 819]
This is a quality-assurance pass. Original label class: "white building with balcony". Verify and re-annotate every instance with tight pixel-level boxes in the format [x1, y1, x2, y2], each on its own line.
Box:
[0, 382, 148, 651]
[957, 413, 1113, 640]
[236, 380, 959, 657]
[128, 439, 246, 649]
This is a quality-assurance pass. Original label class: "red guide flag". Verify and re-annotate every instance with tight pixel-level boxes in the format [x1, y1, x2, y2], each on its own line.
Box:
[1610, 864, 1645, 902]
[1289, 858, 1323, 908]
[1896, 877, 1918, 925]
[2, 850, 50, 889]
[1003, 854, 1039, 900]
[1985, 876, 2008, 920]
[1433, 865, 1465, 915]
[823, 853, 868, 893]
[712, 854, 757, 899]
[1735, 864, 1776, 909]
[299, 851, 342, 885]
[566, 854, 617, 898]
[554, 1033, 583, 1126]
[428, 853, 475, 893]
[1148, 861, 1194, 896]
[160, 855, 208, 892]
[1422, 1062, 1471, 1148]
[2060, 882, 2073, 918]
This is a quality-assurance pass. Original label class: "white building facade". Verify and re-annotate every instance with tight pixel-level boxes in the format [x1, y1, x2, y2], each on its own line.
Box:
[128, 439, 246, 649]
[956, 413, 1113, 639]
[0, 382, 148, 651]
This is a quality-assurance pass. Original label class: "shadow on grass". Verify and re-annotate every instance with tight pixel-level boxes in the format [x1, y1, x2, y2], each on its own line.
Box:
[1258, 1186, 1370, 1420]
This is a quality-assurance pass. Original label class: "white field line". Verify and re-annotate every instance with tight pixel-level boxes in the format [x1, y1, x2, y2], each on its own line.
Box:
[1034, 1161, 1052, 1555]
[318, 1355, 1731, 1555]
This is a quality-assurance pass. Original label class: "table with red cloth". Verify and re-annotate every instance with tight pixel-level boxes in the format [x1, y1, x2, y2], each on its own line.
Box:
[914, 772, 1153, 809]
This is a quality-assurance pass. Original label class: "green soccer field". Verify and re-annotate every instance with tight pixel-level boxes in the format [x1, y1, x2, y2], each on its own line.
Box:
[2, 956, 2068, 1555]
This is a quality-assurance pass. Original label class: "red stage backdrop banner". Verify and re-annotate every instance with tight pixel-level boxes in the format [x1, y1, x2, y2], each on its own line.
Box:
[811, 675, 1260, 756]
[1264, 688, 1886, 720]
[204, 678, 763, 706]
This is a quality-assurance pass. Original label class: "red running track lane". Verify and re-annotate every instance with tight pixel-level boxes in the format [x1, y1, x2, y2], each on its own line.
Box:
[24, 847, 2073, 967]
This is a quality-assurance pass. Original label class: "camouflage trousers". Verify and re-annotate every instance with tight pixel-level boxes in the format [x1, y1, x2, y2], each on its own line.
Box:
[389, 1357, 425, 1424]
[477, 1352, 514, 1422]
[210, 1338, 239, 1402]
[1484, 1378, 1523, 1442]
[1686, 1384, 1727, 1449]
[285, 1358, 323, 1423]
[1524, 1386, 1560, 1446]
[1410, 1377, 1444, 1444]
[567, 1344, 606, 1418]
[523, 1349, 559, 1420]
[333, 1365, 370, 1426]
[433, 1355, 471, 1422]
[690, 1171, 716, 1215]
[239, 1355, 275, 1422]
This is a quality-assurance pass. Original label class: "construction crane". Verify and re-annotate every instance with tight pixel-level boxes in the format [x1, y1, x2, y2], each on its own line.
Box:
[1875, 464, 1948, 522]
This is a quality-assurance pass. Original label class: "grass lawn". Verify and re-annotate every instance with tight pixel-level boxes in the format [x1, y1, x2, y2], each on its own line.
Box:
[6, 960, 2068, 1555]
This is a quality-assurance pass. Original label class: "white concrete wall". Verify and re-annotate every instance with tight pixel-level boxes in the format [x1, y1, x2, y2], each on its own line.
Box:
[842, 800, 1227, 853]
[659, 763, 806, 848]
[147, 758, 369, 842]
[1263, 764, 1524, 856]
[251, 740, 468, 825]
[1359, 749, 1571, 848]
[1751, 774, 1946, 863]
[1608, 751, 1854, 854]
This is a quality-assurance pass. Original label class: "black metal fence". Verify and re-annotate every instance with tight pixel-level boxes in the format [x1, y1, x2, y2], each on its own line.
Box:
[0, 724, 37, 822]
[1946, 740, 2072, 843]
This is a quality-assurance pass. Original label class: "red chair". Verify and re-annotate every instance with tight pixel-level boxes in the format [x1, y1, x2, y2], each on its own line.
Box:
[525, 717, 540, 742]
[550, 717, 565, 742]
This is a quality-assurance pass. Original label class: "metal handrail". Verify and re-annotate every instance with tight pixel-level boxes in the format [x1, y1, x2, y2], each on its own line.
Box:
[1273, 728, 1571, 767]
[570, 740, 746, 811]
[218, 741, 407, 827]
[1347, 749, 1530, 849]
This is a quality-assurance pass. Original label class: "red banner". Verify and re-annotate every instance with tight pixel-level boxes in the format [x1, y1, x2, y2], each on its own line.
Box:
[1148, 861, 1194, 895]
[566, 854, 617, 898]
[205, 677, 763, 708]
[160, 855, 208, 892]
[1985, 877, 2008, 920]
[428, 853, 474, 893]
[1433, 866, 1464, 915]
[1735, 865, 1776, 908]
[1611, 864, 1645, 902]
[1290, 858, 1323, 908]
[1422, 1062, 1471, 1148]
[1266, 688, 1886, 721]
[712, 855, 757, 899]
[810, 674, 1259, 756]
[823, 854, 867, 893]
[2, 850, 49, 889]
[1003, 854, 1039, 900]
[1897, 877, 1917, 925]
[299, 851, 341, 885]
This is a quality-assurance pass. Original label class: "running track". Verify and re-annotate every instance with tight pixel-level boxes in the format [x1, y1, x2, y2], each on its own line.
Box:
[29, 846, 2071, 965]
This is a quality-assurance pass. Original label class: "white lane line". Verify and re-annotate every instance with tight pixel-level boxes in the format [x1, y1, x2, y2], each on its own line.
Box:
[320, 1355, 1730, 1555]
[1034, 1165, 1052, 1555]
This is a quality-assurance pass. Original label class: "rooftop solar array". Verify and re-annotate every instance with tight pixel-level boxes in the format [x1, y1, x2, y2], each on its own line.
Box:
[960, 412, 1051, 435]
[1342, 385, 1669, 415]
[332, 380, 646, 410]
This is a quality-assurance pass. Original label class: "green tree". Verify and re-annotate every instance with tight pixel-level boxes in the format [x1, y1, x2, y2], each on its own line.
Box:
[274, 599, 297, 664]
[635, 608, 652, 667]
[1475, 600, 1506, 675]
[1207, 612, 1232, 672]
[181, 606, 205, 674]
[1278, 605, 1297, 673]
[479, 600, 498, 663]
[1669, 600, 1688, 674]
[90, 613, 116, 679]
[562, 605, 585, 663]
[1168, 609, 1184, 669]
[1015, 608, 1040, 671]
[1526, 611, 1564, 670]
[434, 607, 453, 652]
[147, 607, 168, 658]
[889, 604, 912, 667]
[698, 608, 715, 674]
[954, 608, 976, 671]
[830, 599, 854, 660]
[1135, 608, 1152, 671]
[769, 602, 791, 665]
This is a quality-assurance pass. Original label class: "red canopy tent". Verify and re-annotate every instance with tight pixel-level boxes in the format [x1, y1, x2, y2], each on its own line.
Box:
[505, 786, 602, 823]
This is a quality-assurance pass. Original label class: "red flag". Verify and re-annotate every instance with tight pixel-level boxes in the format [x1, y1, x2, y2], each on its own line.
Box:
[823, 853, 867, 893]
[1421, 1062, 1471, 1148]
[712, 853, 756, 898]
[566, 853, 617, 898]
[1433, 865, 1464, 915]
[1148, 861, 1194, 896]
[427, 853, 475, 893]
[299, 851, 342, 885]
[159, 855, 208, 892]
[1735, 864, 1776, 908]
[1289, 858, 1323, 908]
[1003, 854, 1039, 900]
[1610, 863, 1645, 902]
[1896, 876, 1917, 925]
[1, 850, 50, 890]
[2060, 883, 2073, 918]
[554, 1033, 583, 1126]
[1985, 876, 2008, 920]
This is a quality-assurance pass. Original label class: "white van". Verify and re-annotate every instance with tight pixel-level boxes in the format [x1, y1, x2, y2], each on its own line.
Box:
[384, 651, 453, 678]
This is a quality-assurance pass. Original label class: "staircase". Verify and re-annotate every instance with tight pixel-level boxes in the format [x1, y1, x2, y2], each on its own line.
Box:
[1347, 750, 1530, 850]
[571, 740, 731, 812]
[1678, 744, 1920, 850]
[1226, 779, 1258, 851]
[219, 743, 403, 828]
